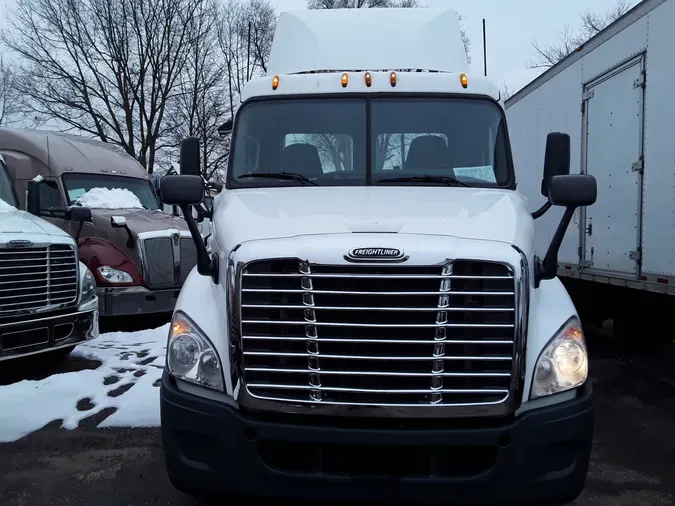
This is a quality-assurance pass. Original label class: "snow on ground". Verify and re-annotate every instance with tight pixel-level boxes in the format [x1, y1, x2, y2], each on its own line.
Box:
[0, 324, 168, 443]
[75, 187, 144, 209]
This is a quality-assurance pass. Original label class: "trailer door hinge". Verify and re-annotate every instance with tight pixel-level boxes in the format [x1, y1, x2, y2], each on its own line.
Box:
[629, 249, 642, 263]
[582, 88, 595, 101]
[632, 157, 644, 173]
[633, 71, 646, 89]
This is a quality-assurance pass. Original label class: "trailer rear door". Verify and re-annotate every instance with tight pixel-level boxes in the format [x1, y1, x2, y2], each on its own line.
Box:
[581, 56, 645, 276]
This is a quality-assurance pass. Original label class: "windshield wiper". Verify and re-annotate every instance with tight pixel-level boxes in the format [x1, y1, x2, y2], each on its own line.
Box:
[376, 175, 470, 187]
[239, 172, 317, 186]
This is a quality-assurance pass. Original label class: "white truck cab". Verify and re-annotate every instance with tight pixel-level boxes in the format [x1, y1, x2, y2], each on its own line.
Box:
[159, 8, 597, 505]
[0, 154, 99, 362]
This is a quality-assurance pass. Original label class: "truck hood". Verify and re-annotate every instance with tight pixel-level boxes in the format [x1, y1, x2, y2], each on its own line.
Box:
[0, 207, 71, 237]
[88, 208, 190, 237]
[215, 186, 535, 252]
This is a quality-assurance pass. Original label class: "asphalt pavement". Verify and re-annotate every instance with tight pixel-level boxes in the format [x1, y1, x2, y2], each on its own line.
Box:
[1, 327, 674, 506]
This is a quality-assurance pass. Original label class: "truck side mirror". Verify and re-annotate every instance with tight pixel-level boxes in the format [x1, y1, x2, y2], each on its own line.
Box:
[67, 206, 92, 223]
[161, 174, 217, 281]
[536, 173, 598, 287]
[532, 132, 572, 219]
[548, 174, 597, 207]
[179, 137, 201, 177]
[65, 206, 92, 243]
[541, 132, 571, 197]
[161, 175, 204, 206]
[26, 180, 41, 215]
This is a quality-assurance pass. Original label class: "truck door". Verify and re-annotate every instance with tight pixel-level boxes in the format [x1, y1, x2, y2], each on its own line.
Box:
[581, 55, 645, 276]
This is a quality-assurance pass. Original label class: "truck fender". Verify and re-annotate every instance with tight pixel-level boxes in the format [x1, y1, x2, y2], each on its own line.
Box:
[522, 276, 580, 403]
[174, 267, 233, 395]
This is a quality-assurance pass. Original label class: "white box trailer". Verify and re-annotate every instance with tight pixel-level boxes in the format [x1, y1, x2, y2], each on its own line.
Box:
[505, 0, 675, 338]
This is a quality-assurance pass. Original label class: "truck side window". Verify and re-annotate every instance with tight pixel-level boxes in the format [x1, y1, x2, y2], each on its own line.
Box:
[283, 133, 354, 173]
[39, 181, 62, 210]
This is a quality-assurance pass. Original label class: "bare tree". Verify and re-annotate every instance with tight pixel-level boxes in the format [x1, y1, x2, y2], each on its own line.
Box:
[496, 77, 513, 101]
[218, 0, 275, 118]
[0, 55, 20, 127]
[165, 0, 228, 180]
[2, 0, 210, 174]
[528, 0, 636, 69]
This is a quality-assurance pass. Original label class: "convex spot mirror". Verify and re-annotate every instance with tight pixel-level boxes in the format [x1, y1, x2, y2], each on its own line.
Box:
[161, 174, 205, 206]
[111, 216, 127, 228]
[548, 174, 597, 208]
[541, 132, 571, 197]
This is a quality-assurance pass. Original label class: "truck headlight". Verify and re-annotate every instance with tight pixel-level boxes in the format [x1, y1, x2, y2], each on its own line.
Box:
[80, 266, 96, 301]
[167, 311, 223, 392]
[531, 317, 588, 399]
[98, 265, 133, 283]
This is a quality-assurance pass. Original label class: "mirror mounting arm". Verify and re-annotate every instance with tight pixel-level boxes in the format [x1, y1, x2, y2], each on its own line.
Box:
[181, 204, 218, 283]
[123, 227, 134, 248]
[531, 201, 552, 220]
[535, 206, 576, 287]
[75, 221, 85, 243]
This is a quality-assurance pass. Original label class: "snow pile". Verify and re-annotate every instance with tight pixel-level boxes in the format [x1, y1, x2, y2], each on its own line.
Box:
[75, 187, 143, 209]
[0, 199, 16, 212]
[0, 324, 168, 442]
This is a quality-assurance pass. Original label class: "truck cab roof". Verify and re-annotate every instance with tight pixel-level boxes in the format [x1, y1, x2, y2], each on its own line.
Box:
[0, 128, 149, 181]
[240, 8, 499, 104]
[268, 8, 468, 76]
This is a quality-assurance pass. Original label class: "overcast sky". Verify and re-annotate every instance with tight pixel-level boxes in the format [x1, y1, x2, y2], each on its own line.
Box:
[0, 0, 632, 93]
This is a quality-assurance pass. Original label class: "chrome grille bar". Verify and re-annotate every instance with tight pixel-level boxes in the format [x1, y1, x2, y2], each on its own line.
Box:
[0, 245, 77, 314]
[242, 288, 513, 296]
[239, 258, 517, 409]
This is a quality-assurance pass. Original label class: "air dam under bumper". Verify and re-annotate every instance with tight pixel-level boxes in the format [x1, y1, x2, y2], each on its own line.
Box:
[97, 286, 181, 316]
[160, 373, 594, 505]
[0, 308, 98, 361]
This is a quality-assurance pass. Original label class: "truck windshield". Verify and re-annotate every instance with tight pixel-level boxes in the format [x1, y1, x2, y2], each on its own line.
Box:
[62, 173, 160, 210]
[0, 159, 17, 208]
[227, 97, 513, 188]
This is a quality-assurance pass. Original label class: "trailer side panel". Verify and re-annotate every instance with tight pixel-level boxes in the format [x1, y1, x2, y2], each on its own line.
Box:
[640, 0, 675, 279]
[507, 1, 675, 292]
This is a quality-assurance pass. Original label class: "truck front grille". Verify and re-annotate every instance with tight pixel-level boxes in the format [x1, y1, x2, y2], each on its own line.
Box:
[239, 259, 516, 407]
[0, 245, 78, 313]
[141, 236, 197, 288]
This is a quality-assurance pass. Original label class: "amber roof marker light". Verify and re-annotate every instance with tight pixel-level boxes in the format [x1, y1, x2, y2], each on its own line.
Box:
[460, 73, 468, 88]
[272, 75, 280, 90]
[341, 72, 349, 88]
[390, 71, 397, 87]
[364, 72, 372, 87]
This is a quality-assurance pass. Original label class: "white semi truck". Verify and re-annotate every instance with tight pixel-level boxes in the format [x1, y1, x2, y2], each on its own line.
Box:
[506, 0, 675, 341]
[0, 154, 99, 362]
[158, 8, 597, 505]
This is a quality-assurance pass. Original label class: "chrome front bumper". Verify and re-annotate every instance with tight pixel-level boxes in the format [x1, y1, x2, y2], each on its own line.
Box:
[97, 286, 181, 316]
[0, 306, 99, 362]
